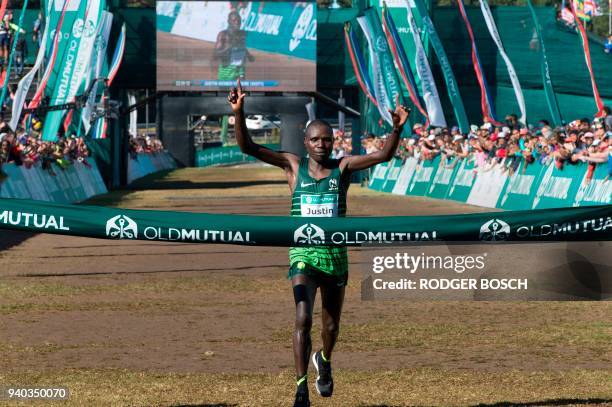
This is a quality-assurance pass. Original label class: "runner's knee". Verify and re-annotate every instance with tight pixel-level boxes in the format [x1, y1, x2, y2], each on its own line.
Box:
[295, 304, 313, 332]
[323, 319, 339, 337]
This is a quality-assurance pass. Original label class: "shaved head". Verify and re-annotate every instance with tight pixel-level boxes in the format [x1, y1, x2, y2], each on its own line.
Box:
[305, 120, 333, 139]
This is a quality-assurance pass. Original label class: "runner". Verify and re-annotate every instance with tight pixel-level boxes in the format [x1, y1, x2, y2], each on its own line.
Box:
[228, 79, 409, 407]
[214, 10, 254, 81]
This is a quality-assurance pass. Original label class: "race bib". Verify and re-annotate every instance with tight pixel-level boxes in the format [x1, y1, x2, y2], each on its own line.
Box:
[230, 48, 246, 66]
[300, 194, 338, 217]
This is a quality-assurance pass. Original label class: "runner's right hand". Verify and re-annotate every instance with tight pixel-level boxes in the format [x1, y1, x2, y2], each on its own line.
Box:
[228, 78, 246, 113]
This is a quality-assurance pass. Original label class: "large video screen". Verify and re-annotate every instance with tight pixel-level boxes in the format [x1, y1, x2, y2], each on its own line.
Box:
[157, 1, 317, 92]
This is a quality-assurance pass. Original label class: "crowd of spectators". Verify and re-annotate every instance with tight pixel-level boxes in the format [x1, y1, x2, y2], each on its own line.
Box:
[353, 109, 612, 180]
[128, 134, 165, 159]
[0, 121, 91, 180]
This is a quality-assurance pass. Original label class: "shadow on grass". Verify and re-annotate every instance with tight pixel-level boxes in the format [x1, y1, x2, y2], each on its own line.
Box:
[171, 404, 238, 407]
[470, 398, 612, 406]
[0, 229, 36, 252]
[359, 400, 612, 407]
[21, 263, 287, 277]
[128, 179, 287, 190]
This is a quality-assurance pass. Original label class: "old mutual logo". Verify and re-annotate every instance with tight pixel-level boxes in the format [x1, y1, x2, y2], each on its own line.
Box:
[106, 215, 138, 239]
[294, 223, 325, 244]
[479, 219, 510, 241]
[72, 18, 84, 38]
[290, 3, 314, 51]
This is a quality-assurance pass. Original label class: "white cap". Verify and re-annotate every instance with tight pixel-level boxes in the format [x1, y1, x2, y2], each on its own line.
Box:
[497, 132, 506, 139]
[453, 134, 464, 142]
[502, 126, 511, 133]
[408, 139, 416, 146]
[470, 124, 478, 133]
[592, 139, 601, 146]
[427, 134, 435, 141]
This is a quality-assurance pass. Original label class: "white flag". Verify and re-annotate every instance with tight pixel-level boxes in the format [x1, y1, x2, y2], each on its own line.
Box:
[404, 1, 446, 127]
[9, 1, 52, 131]
[480, 0, 526, 125]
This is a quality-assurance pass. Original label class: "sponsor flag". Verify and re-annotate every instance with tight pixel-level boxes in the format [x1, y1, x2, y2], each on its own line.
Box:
[571, 1, 606, 118]
[42, 0, 105, 141]
[411, 0, 469, 134]
[403, 2, 446, 127]
[527, 0, 563, 126]
[456, 0, 502, 126]
[358, 9, 407, 129]
[381, 3, 430, 128]
[26, 0, 73, 120]
[9, 0, 54, 130]
[80, 11, 113, 134]
[0, 0, 28, 109]
[479, 0, 526, 125]
[107, 23, 126, 86]
[344, 23, 378, 107]
[90, 23, 126, 140]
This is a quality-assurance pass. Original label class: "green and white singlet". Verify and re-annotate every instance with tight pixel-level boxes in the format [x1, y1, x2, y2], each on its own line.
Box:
[289, 157, 349, 277]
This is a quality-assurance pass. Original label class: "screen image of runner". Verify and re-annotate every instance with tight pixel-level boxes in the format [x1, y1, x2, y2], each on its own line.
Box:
[157, 1, 317, 92]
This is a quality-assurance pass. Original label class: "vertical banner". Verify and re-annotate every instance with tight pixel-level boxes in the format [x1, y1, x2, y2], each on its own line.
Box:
[570, 1, 606, 117]
[25, 0, 72, 117]
[479, 0, 526, 125]
[456, 0, 503, 126]
[9, 0, 51, 130]
[91, 23, 126, 140]
[526, 0, 563, 126]
[382, 3, 430, 127]
[411, 0, 470, 134]
[42, 0, 105, 141]
[344, 23, 379, 107]
[358, 8, 406, 127]
[0, 0, 28, 108]
[404, 1, 446, 127]
[81, 11, 113, 134]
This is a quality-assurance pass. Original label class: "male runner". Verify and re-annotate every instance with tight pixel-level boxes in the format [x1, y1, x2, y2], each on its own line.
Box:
[228, 80, 409, 407]
[214, 10, 254, 81]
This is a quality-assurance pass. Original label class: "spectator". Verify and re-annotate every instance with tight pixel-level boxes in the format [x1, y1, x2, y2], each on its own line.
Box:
[15, 34, 27, 77]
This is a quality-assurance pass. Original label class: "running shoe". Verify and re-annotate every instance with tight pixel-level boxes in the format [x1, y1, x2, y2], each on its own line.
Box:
[312, 350, 333, 397]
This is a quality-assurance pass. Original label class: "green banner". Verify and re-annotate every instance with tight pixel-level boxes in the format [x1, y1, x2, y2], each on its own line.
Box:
[526, 0, 563, 126]
[497, 161, 543, 210]
[371, 157, 610, 210]
[0, 161, 107, 203]
[368, 161, 389, 190]
[0, 198, 609, 244]
[427, 157, 459, 200]
[43, 0, 106, 141]
[381, 158, 403, 193]
[406, 156, 438, 196]
[196, 144, 279, 167]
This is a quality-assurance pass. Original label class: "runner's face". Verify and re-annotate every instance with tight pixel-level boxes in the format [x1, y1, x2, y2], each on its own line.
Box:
[228, 13, 241, 29]
[305, 127, 333, 161]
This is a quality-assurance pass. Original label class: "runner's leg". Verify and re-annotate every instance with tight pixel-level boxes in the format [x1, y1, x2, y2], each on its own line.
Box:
[320, 283, 345, 360]
[292, 273, 317, 378]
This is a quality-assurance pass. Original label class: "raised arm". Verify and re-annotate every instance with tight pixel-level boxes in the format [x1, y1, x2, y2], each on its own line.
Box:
[228, 79, 297, 170]
[340, 98, 410, 173]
